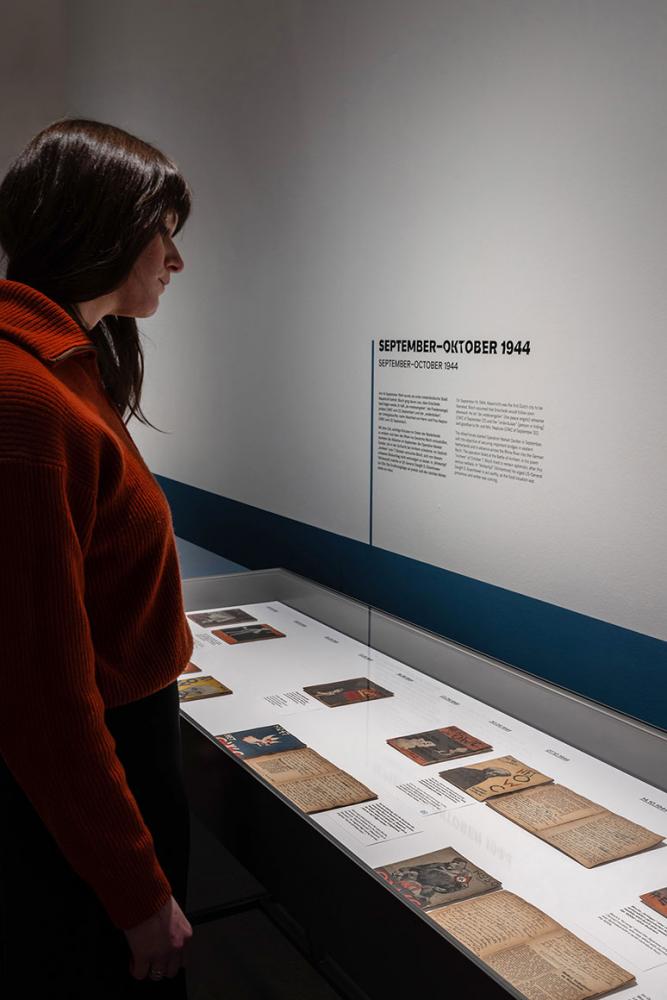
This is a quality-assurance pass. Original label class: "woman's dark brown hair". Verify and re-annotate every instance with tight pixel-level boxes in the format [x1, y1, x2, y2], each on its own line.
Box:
[0, 118, 191, 426]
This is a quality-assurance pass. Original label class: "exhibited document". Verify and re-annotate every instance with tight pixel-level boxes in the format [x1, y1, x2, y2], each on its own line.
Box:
[182, 601, 667, 996]
[212, 622, 286, 644]
[216, 724, 306, 759]
[187, 608, 257, 628]
[641, 887, 667, 919]
[387, 726, 492, 765]
[429, 890, 635, 999]
[303, 676, 394, 707]
[177, 676, 233, 701]
[247, 747, 377, 813]
[440, 755, 552, 801]
[375, 846, 500, 910]
[488, 784, 664, 866]
[181, 661, 201, 674]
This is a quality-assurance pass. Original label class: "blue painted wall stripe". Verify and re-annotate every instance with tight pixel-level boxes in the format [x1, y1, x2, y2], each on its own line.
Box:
[369, 339, 375, 547]
[158, 475, 666, 731]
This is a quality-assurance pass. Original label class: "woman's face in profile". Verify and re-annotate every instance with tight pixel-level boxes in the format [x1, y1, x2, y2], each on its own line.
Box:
[114, 208, 184, 319]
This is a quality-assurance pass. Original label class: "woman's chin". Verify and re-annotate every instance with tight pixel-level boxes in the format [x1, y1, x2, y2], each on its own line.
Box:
[117, 299, 160, 319]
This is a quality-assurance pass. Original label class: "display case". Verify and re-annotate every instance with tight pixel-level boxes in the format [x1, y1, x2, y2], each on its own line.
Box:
[180, 569, 667, 1000]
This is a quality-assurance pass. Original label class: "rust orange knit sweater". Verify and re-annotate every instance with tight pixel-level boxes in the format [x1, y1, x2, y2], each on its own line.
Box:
[0, 280, 194, 929]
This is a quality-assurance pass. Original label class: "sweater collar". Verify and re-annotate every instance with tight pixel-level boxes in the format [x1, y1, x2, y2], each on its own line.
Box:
[0, 279, 97, 365]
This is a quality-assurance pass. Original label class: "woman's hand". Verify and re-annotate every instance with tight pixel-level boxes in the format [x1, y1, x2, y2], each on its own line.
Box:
[124, 895, 193, 980]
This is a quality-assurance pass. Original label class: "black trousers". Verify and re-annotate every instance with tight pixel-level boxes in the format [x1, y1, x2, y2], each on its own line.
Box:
[0, 682, 190, 998]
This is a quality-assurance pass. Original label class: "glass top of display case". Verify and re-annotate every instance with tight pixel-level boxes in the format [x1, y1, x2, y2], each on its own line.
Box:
[181, 568, 667, 1000]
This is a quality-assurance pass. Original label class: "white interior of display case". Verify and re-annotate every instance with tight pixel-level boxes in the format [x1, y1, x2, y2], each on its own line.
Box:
[181, 572, 667, 1000]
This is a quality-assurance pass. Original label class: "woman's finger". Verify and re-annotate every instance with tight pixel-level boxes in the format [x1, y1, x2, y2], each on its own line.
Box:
[165, 948, 183, 979]
[129, 953, 151, 981]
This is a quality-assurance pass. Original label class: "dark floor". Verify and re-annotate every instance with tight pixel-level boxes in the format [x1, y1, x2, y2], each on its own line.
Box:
[185, 815, 345, 1000]
[187, 909, 344, 1000]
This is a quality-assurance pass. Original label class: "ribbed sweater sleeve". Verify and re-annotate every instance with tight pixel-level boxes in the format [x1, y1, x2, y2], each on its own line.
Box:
[0, 459, 172, 929]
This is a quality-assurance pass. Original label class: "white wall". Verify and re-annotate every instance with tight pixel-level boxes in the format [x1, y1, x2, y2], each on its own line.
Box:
[65, 0, 372, 543]
[59, 1, 667, 640]
[0, 0, 69, 271]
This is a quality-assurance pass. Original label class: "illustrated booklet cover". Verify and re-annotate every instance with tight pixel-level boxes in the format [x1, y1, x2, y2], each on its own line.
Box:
[216, 725, 306, 759]
[212, 623, 286, 644]
[375, 847, 501, 910]
[303, 676, 394, 707]
[177, 676, 233, 702]
[440, 755, 553, 801]
[641, 887, 667, 918]
[188, 607, 257, 628]
[387, 726, 492, 765]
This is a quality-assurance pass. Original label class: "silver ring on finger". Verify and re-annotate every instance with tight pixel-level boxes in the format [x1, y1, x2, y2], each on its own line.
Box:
[149, 968, 166, 981]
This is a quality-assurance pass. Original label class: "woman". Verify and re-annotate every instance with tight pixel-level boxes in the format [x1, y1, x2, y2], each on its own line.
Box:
[0, 119, 195, 996]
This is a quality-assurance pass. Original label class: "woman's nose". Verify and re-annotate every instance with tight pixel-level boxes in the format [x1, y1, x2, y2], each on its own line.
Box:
[167, 244, 184, 273]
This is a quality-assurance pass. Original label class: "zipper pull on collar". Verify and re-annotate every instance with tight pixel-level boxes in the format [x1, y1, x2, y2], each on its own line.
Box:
[47, 343, 98, 365]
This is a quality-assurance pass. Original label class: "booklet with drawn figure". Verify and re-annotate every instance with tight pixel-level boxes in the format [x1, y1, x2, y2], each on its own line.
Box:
[303, 676, 393, 707]
[212, 623, 286, 644]
[216, 724, 306, 759]
[387, 726, 492, 765]
[440, 755, 553, 801]
[188, 608, 257, 628]
[375, 847, 501, 910]
[177, 676, 233, 702]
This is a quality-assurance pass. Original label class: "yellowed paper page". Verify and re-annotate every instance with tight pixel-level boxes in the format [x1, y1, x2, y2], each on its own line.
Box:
[430, 891, 634, 999]
[488, 784, 603, 832]
[489, 785, 663, 866]
[428, 890, 559, 959]
[247, 748, 377, 813]
[540, 812, 663, 867]
[247, 747, 335, 783]
[269, 770, 377, 813]
[488, 931, 634, 1000]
